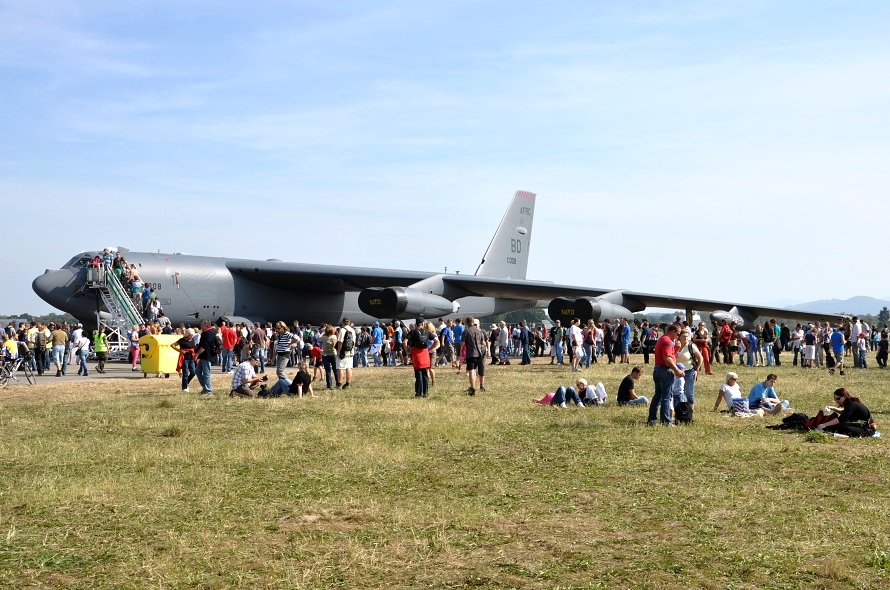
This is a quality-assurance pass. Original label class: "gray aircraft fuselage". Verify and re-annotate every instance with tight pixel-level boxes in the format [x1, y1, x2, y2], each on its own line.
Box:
[32, 251, 535, 329]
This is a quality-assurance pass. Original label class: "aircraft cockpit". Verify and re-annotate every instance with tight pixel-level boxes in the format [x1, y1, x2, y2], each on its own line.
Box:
[62, 253, 100, 270]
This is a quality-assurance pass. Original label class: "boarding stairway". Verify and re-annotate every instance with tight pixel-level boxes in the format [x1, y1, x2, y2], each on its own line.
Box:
[85, 266, 144, 356]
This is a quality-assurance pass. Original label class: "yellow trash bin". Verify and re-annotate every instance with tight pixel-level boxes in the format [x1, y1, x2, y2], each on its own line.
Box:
[139, 334, 181, 378]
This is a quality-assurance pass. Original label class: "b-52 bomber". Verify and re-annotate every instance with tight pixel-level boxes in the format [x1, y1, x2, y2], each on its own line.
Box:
[33, 191, 838, 329]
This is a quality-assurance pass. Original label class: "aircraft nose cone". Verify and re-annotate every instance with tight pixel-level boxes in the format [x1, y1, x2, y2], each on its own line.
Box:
[32, 269, 77, 307]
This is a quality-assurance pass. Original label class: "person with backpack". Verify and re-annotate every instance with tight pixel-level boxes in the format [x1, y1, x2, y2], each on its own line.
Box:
[194, 319, 219, 395]
[675, 329, 703, 412]
[407, 320, 439, 398]
[336, 318, 356, 389]
[519, 320, 532, 366]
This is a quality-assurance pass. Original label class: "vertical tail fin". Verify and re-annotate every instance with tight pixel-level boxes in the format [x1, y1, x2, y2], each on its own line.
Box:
[474, 190, 535, 279]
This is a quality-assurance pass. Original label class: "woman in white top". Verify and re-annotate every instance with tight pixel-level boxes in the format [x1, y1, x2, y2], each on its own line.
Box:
[713, 371, 742, 412]
[675, 329, 703, 410]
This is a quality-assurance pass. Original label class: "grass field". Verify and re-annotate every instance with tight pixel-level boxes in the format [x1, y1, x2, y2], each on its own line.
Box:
[1, 355, 888, 589]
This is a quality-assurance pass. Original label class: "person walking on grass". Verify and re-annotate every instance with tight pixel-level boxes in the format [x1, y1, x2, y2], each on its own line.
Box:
[462, 316, 487, 396]
[830, 324, 846, 376]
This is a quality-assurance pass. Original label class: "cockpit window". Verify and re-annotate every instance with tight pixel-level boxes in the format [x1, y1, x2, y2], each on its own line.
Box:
[64, 254, 95, 269]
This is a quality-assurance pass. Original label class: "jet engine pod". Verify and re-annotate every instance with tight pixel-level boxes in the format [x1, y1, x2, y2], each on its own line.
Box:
[547, 297, 595, 324]
[709, 310, 745, 328]
[358, 287, 457, 320]
[548, 297, 635, 324]
[590, 300, 633, 323]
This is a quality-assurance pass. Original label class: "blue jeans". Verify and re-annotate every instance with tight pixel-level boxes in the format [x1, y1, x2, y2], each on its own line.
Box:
[221, 348, 234, 373]
[370, 344, 382, 366]
[521, 344, 531, 365]
[622, 396, 648, 406]
[684, 369, 696, 405]
[582, 344, 593, 367]
[414, 369, 429, 396]
[553, 385, 583, 406]
[181, 358, 196, 390]
[78, 349, 89, 375]
[276, 354, 289, 379]
[52, 345, 65, 367]
[554, 342, 564, 364]
[196, 359, 212, 393]
[764, 343, 774, 366]
[322, 355, 337, 389]
[648, 365, 675, 424]
[746, 349, 754, 366]
[270, 377, 291, 396]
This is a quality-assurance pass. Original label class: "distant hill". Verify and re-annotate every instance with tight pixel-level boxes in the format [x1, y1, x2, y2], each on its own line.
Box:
[788, 296, 890, 315]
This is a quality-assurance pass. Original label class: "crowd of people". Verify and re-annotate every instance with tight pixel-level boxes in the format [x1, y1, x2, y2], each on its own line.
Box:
[0, 311, 883, 435]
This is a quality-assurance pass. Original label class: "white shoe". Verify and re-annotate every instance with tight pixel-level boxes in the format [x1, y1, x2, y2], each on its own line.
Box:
[182, 388, 189, 392]
[560, 402, 567, 408]
[577, 402, 585, 408]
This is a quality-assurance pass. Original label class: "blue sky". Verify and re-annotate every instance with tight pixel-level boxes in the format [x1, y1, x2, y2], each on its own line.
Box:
[3, 1, 889, 314]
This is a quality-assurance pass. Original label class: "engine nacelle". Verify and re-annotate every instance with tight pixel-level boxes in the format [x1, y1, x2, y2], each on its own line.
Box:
[358, 287, 458, 320]
[547, 297, 634, 324]
[709, 306, 747, 328]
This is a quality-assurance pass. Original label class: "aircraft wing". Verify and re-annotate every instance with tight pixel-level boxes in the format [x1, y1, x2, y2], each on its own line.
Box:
[440, 275, 612, 300]
[442, 276, 842, 322]
[226, 260, 431, 292]
[613, 291, 844, 322]
[228, 261, 841, 322]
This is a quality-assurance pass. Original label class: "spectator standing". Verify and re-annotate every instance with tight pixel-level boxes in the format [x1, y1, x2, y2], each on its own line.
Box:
[648, 323, 685, 426]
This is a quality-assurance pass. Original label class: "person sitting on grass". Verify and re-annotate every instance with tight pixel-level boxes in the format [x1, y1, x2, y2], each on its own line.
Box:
[713, 371, 745, 414]
[814, 388, 878, 437]
[747, 374, 788, 415]
[534, 384, 585, 408]
[578, 377, 608, 406]
[230, 354, 267, 398]
[262, 359, 315, 398]
[288, 359, 315, 398]
[616, 366, 649, 406]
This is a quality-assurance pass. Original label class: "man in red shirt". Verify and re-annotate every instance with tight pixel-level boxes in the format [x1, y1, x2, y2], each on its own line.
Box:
[220, 320, 239, 374]
[719, 319, 734, 365]
[648, 323, 686, 426]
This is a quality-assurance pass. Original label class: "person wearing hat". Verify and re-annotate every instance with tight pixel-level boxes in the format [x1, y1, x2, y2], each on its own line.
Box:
[230, 354, 267, 398]
[336, 318, 356, 389]
[496, 321, 510, 365]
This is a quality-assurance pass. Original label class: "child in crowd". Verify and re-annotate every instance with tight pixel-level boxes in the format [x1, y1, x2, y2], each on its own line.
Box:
[858, 335, 869, 369]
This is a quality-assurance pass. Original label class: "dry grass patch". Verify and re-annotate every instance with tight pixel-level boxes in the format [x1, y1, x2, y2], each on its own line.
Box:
[0, 357, 888, 588]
